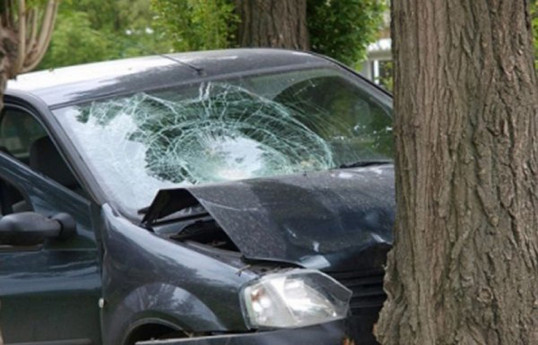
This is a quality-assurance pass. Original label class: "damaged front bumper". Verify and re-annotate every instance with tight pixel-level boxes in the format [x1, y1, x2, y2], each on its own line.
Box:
[137, 320, 352, 345]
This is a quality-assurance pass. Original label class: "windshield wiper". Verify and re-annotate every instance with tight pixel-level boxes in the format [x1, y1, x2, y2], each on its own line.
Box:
[337, 159, 393, 169]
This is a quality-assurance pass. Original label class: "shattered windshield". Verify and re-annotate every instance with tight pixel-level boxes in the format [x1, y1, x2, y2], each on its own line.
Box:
[54, 67, 392, 215]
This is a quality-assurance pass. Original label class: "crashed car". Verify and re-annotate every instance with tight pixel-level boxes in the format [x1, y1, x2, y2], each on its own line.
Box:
[0, 49, 394, 345]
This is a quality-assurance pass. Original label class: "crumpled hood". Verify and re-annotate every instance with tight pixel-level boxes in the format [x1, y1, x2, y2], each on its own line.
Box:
[143, 165, 395, 269]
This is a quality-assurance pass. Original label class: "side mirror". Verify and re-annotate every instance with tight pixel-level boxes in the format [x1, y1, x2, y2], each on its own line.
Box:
[0, 212, 76, 246]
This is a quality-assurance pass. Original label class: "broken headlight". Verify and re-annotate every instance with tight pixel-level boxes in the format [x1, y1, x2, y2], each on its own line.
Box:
[241, 269, 352, 329]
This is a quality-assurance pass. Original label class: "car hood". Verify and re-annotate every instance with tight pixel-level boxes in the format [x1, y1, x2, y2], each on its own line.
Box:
[142, 165, 395, 270]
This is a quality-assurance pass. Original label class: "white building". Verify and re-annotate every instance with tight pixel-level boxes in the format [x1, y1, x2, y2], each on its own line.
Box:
[360, 38, 392, 83]
[360, 8, 392, 88]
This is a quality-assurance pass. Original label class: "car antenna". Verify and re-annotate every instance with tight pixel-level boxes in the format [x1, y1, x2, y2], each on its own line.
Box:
[160, 54, 205, 76]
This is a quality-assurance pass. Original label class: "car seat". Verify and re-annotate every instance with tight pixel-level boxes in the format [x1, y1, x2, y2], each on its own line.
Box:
[29, 136, 79, 190]
[11, 137, 81, 213]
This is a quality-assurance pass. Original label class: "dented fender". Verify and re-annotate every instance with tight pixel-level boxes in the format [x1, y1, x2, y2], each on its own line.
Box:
[99, 204, 256, 345]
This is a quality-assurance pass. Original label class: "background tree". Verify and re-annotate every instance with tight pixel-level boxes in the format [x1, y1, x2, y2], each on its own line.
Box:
[235, 0, 308, 50]
[1, 0, 59, 107]
[151, 0, 237, 52]
[152, 0, 385, 67]
[376, 1, 538, 344]
[38, 0, 388, 70]
[39, 0, 172, 69]
[307, 0, 385, 66]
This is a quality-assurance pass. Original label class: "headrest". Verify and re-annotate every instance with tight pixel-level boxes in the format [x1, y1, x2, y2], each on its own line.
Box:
[29, 136, 78, 189]
[0, 146, 12, 156]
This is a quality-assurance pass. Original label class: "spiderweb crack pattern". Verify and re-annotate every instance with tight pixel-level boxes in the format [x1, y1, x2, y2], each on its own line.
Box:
[79, 82, 334, 185]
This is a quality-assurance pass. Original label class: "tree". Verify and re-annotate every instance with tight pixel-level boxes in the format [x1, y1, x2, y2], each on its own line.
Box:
[375, 1, 538, 344]
[38, 10, 111, 68]
[307, 0, 386, 66]
[39, 0, 172, 69]
[1, 0, 59, 107]
[235, 0, 309, 50]
[151, 0, 237, 52]
[152, 0, 385, 67]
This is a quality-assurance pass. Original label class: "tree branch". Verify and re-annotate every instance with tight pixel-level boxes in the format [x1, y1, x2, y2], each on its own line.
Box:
[15, 0, 27, 73]
[25, 8, 39, 60]
[23, 0, 58, 72]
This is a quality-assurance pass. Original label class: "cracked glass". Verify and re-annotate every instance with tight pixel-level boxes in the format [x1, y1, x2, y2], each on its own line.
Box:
[54, 67, 392, 215]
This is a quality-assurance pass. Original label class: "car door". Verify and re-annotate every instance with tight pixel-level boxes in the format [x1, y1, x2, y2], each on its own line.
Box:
[0, 105, 102, 344]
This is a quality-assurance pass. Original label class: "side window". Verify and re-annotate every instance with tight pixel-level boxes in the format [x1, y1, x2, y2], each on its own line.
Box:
[0, 108, 47, 163]
[0, 176, 32, 215]
[0, 107, 83, 193]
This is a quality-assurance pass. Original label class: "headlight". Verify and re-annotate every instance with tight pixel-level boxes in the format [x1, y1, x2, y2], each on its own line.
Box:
[241, 269, 352, 329]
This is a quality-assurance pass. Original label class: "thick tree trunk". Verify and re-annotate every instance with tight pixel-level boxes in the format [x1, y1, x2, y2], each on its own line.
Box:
[235, 0, 309, 50]
[376, 1, 538, 345]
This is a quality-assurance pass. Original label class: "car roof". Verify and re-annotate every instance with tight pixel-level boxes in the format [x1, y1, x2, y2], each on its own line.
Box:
[6, 49, 333, 108]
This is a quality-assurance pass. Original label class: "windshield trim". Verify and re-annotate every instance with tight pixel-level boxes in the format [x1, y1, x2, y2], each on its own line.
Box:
[49, 63, 335, 111]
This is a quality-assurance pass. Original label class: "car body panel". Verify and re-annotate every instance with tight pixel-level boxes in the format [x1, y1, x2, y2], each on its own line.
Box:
[144, 166, 394, 269]
[7, 50, 337, 109]
[137, 320, 348, 345]
[98, 204, 256, 345]
[0, 154, 102, 344]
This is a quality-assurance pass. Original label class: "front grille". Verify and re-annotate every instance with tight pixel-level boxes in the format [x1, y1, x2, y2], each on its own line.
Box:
[329, 270, 386, 313]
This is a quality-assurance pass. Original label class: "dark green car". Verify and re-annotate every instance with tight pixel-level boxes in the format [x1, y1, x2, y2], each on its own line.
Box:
[0, 49, 394, 345]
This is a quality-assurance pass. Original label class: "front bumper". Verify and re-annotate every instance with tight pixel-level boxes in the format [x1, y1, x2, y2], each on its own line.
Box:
[137, 320, 351, 345]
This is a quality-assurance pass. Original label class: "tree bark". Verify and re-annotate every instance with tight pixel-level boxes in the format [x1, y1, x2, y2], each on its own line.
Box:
[0, 27, 17, 109]
[235, 0, 309, 50]
[376, 1, 538, 345]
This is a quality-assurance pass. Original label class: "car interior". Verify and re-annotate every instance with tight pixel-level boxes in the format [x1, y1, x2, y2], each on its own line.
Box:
[0, 108, 83, 215]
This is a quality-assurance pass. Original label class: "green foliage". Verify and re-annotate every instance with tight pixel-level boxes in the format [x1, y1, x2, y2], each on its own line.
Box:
[40, 0, 388, 70]
[38, 11, 111, 68]
[38, 0, 173, 70]
[307, 0, 386, 67]
[26, 0, 52, 7]
[151, 0, 238, 52]
[152, 0, 385, 64]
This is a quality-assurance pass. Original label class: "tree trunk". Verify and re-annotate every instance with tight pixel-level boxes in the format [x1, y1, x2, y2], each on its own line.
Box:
[0, 28, 17, 109]
[376, 1, 538, 345]
[235, 0, 309, 50]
